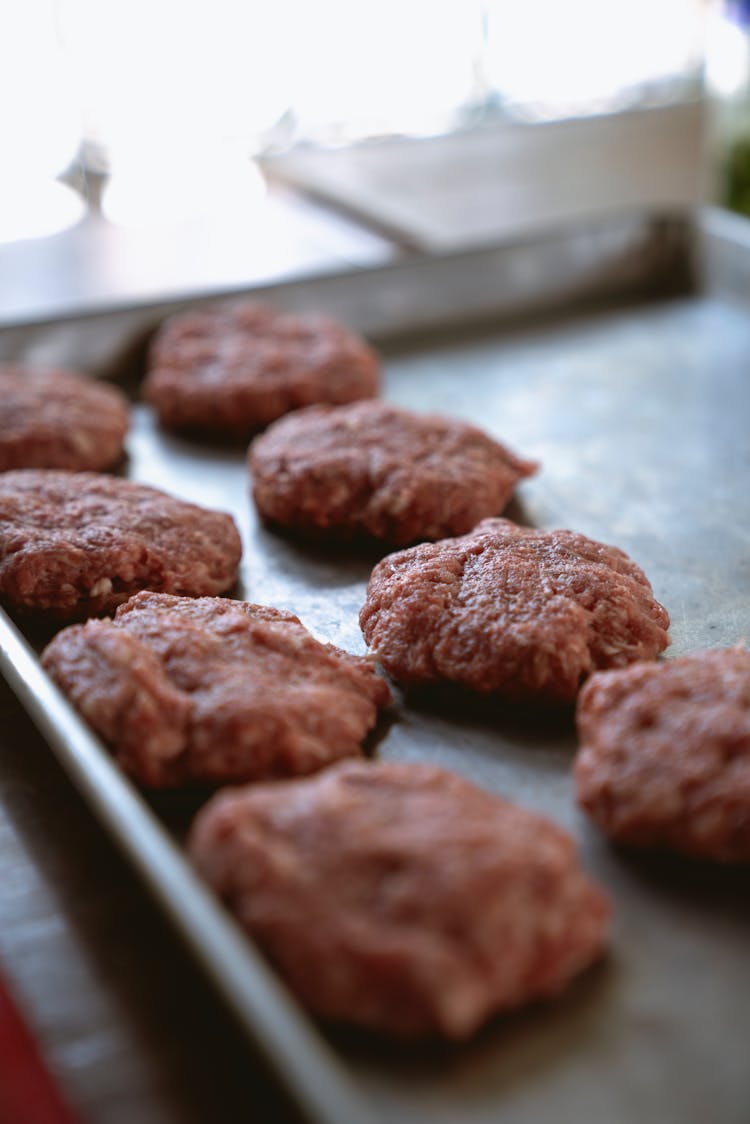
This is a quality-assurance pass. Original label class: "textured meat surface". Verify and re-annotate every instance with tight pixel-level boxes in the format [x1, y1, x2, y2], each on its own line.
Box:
[188, 760, 611, 1038]
[360, 517, 670, 701]
[249, 401, 537, 545]
[0, 470, 241, 619]
[0, 364, 129, 471]
[144, 302, 380, 432]
[42, 592, 390, 787]
[575, 647, 750, 862]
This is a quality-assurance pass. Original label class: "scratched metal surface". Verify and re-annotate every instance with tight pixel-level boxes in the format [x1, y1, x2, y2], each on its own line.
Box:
[1, 212, 748, 1124]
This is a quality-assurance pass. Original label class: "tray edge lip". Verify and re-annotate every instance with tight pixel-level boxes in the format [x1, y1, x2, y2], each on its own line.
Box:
[0, 202, 699, 337]
[0, 607, 376, 1124]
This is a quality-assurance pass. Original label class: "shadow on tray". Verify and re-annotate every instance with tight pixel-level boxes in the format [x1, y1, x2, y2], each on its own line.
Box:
[326, 954, 614, 1080]
[402, 682, 576, 741]
[613, 846, 750, 922]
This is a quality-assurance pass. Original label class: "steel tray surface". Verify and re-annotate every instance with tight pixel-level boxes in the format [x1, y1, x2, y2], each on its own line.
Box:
[0, 208, 748, 1124]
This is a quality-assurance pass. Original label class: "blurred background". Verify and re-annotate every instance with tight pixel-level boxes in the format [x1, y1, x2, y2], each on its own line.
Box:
[0, 0, 748, 312]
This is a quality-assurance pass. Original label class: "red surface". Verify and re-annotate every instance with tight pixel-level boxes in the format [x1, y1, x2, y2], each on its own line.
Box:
[0, 976, 79, 1124]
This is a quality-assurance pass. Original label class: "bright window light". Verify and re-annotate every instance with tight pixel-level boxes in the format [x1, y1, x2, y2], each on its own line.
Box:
[0, 0, 712, 238]
[0, 0, 82, 241]
[483, 0, 706, 116]
[101, 144, 266, 229]
[0, 182, 85, 245]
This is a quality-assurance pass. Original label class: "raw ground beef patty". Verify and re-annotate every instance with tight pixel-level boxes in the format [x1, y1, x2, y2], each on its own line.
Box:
[143, 301, 380, 433]
[0, 364, 129, 472]
[188, 760, 611, 1038]
[0, 470, 241, 619]
[249, 401, 537, 545]
[575, 647, 750, 862]
[360, 518, 670, 701]
[42, 592, 390, 787]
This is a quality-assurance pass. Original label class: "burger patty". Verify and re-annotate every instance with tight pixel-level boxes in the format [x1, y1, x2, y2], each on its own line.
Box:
[144, 301, 380, 433]
[188, 759, 611, 1038]
[360, 517, 670, 701]
[0, 364, 129, 472]
[250, 400, 537, 545]
[0, 470, 241, 619]
[42, 591, 390, 787]
[575, 647, 750, 862]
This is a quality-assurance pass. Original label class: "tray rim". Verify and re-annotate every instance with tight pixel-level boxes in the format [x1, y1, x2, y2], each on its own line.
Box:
[0, 611, 375, 1124]
[0, 204, 695, 340]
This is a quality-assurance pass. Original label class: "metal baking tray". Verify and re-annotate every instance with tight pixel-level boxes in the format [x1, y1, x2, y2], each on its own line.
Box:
[1, 207, 748, 1124]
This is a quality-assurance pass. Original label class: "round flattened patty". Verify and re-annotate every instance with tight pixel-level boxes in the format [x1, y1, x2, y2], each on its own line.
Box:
[143, 301, 380, 433]
[249, 401, 538, 545]
[0, 364, 129, 472]
[360, 518, 670, 701]
[574, 647, 750, 862]
[188, 760, 611, 1038]
[42, 592, 390, 788]
[0, 470, 241, 619]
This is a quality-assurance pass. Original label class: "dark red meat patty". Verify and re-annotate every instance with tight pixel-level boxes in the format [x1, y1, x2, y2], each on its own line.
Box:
[144, 301, 380, 433]
[0, 470, 241, 619]
[360, 517, 670, 701]
[249, 401, 537, 545]
[0, 364, 129, 472]
[42, 592, 390, 787]
[575, 647, 750, 862]
[188, 760, 611, 1038]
